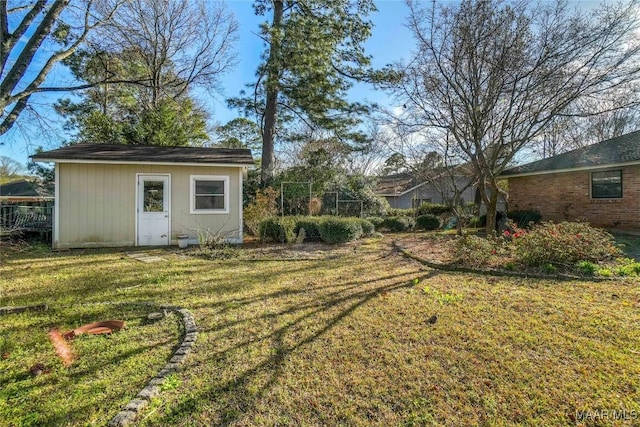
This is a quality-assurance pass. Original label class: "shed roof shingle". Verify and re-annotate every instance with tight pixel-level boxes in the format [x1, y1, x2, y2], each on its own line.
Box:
[31, 144, 254, 165]
[501, 130, 640, 176]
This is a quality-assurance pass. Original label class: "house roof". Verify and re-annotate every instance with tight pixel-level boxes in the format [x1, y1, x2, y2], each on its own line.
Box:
[31, 144, 254, 166]
[374, 173, 417, 196]
[0, 179, 53, 199]
[375, 164, 476, 197]
[501, 130, 640, 177]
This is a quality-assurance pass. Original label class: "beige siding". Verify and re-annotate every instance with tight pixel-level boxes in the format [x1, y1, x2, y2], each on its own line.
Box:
[56, 163, 243, 248]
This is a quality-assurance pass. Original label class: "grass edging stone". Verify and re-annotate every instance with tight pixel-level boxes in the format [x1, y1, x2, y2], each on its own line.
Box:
[0, 304, 48, 316]
[392, 240, 618, 282]
[107, 304, 197, 427]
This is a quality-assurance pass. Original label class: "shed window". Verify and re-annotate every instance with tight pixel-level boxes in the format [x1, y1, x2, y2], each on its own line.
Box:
[591, 170, 622, 199]
[190, 175, 229, 213]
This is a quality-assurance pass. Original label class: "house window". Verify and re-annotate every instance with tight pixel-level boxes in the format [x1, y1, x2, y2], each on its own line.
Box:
[591, 170, 622, 199]
[190, 175, 229, 214]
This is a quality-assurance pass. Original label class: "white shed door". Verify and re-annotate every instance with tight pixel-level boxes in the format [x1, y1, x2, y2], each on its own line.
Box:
[137, 175, 170, 246]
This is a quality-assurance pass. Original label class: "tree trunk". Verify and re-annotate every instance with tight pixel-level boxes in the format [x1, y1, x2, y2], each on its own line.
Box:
[483, 180, 500, 236]
[260, 0, 283, 188]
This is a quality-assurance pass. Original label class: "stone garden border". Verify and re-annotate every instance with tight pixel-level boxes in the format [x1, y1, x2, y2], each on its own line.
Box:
[108, 304, 197, 427]
[0, 301, 197, 427]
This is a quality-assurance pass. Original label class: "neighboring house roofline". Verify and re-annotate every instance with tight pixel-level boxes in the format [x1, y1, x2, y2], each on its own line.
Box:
[500, 159, 640, 178]
[501, 130, 640, 177]
[377, 176, 470, 197]
[377, 180, 431, 197]
[0, 178, 54, 199]
[375, 166, 475, 198]
[0, 196, 54, 200]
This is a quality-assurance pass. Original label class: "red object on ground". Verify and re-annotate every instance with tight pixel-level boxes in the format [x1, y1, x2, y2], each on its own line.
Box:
[48, 329, 74, 366]
[64, 320, 125, 340]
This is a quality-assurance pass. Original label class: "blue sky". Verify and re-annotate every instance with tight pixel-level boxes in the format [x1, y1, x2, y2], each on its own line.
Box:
[1, 0, 414, 167]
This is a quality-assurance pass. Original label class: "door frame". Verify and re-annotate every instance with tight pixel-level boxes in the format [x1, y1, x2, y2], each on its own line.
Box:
[135, 173, 171, 246]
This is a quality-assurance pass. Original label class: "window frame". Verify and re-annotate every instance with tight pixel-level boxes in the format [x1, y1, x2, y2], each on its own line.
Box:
[190, 175, 229, 214]
[591, 169, 623, 199]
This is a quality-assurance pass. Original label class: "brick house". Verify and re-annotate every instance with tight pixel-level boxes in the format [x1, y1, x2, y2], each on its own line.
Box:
[501, 130, 640, 230]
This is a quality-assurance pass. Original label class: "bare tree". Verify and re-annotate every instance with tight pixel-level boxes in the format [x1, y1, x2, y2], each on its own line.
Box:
[0, 0, 124, 136]
[533, 95, 640, 158]
[0, 155, 25, 181]
[398, 0, 640, 233]
[346, 122, 394, 176]
[92, 0, 238, 110]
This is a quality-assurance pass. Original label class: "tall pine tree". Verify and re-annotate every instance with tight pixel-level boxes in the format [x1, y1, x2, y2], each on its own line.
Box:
[229, 0, 395, 185]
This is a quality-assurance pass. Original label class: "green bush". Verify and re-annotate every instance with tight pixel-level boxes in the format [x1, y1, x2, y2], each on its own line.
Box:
[541, 263, 558, 274]
[318, 218, 363, 243]
[416, 203, 453, 217]
[451, 234, 498, 268]
[383, 215, 415, 232]
[576, 260, 597, 276]
[259, 216, 296, 243]
[514, 221, 621, 266]
[615, 260, 640, 277]
[507, 209, 542, 228]
[294, 217, 325, 242]
[387, 208, 415, 217]
[416, 214, 441, 230]
[365, 216, 385, 230]
[358, 219, 375, 236]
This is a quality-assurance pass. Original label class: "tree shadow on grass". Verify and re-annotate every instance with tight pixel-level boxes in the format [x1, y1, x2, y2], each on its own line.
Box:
[0, 302, 181, 426]
[150, 269, 441, 426]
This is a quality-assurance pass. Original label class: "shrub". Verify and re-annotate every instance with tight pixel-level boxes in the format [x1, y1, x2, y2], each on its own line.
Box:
[576, 260, 597, 276]
[541, 263, 557, 274]
[513, 221, 621, 266]
[383, 215, 415, 232]
[358, 219, 375, 236]
[615, 260, 640, 277]
[259, 217, 296, 243]
[598, 268, 613, 277]
[416, 203, 453, 217]
[450, 234, 499, 268]
[196, 228, 228, 249]
[318, 218, 363, 243]
[365, 216, 385, 230]
[507, 209, 542, 228]
[387, 208, 415, 217]
[244, 187, 279, 236]
[416, 214, 440, 231]
[294, 217, 325, 242]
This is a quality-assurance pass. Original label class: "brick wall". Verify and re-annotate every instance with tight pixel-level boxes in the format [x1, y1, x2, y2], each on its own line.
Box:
[507, 165, 640, 230]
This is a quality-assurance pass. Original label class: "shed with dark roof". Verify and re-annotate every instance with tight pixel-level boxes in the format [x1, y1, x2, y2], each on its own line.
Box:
[500, 131, 640, 230]
[32, 144, 254, 249]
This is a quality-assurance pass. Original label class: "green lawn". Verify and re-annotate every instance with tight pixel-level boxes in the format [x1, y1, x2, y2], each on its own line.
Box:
[1, 238, 639, 426]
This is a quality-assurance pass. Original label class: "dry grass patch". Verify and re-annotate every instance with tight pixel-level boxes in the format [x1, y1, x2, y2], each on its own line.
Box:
[1, 239, 639, 426]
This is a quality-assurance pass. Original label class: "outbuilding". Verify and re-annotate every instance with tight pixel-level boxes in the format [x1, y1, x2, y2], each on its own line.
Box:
[32, 144, 253, 249]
